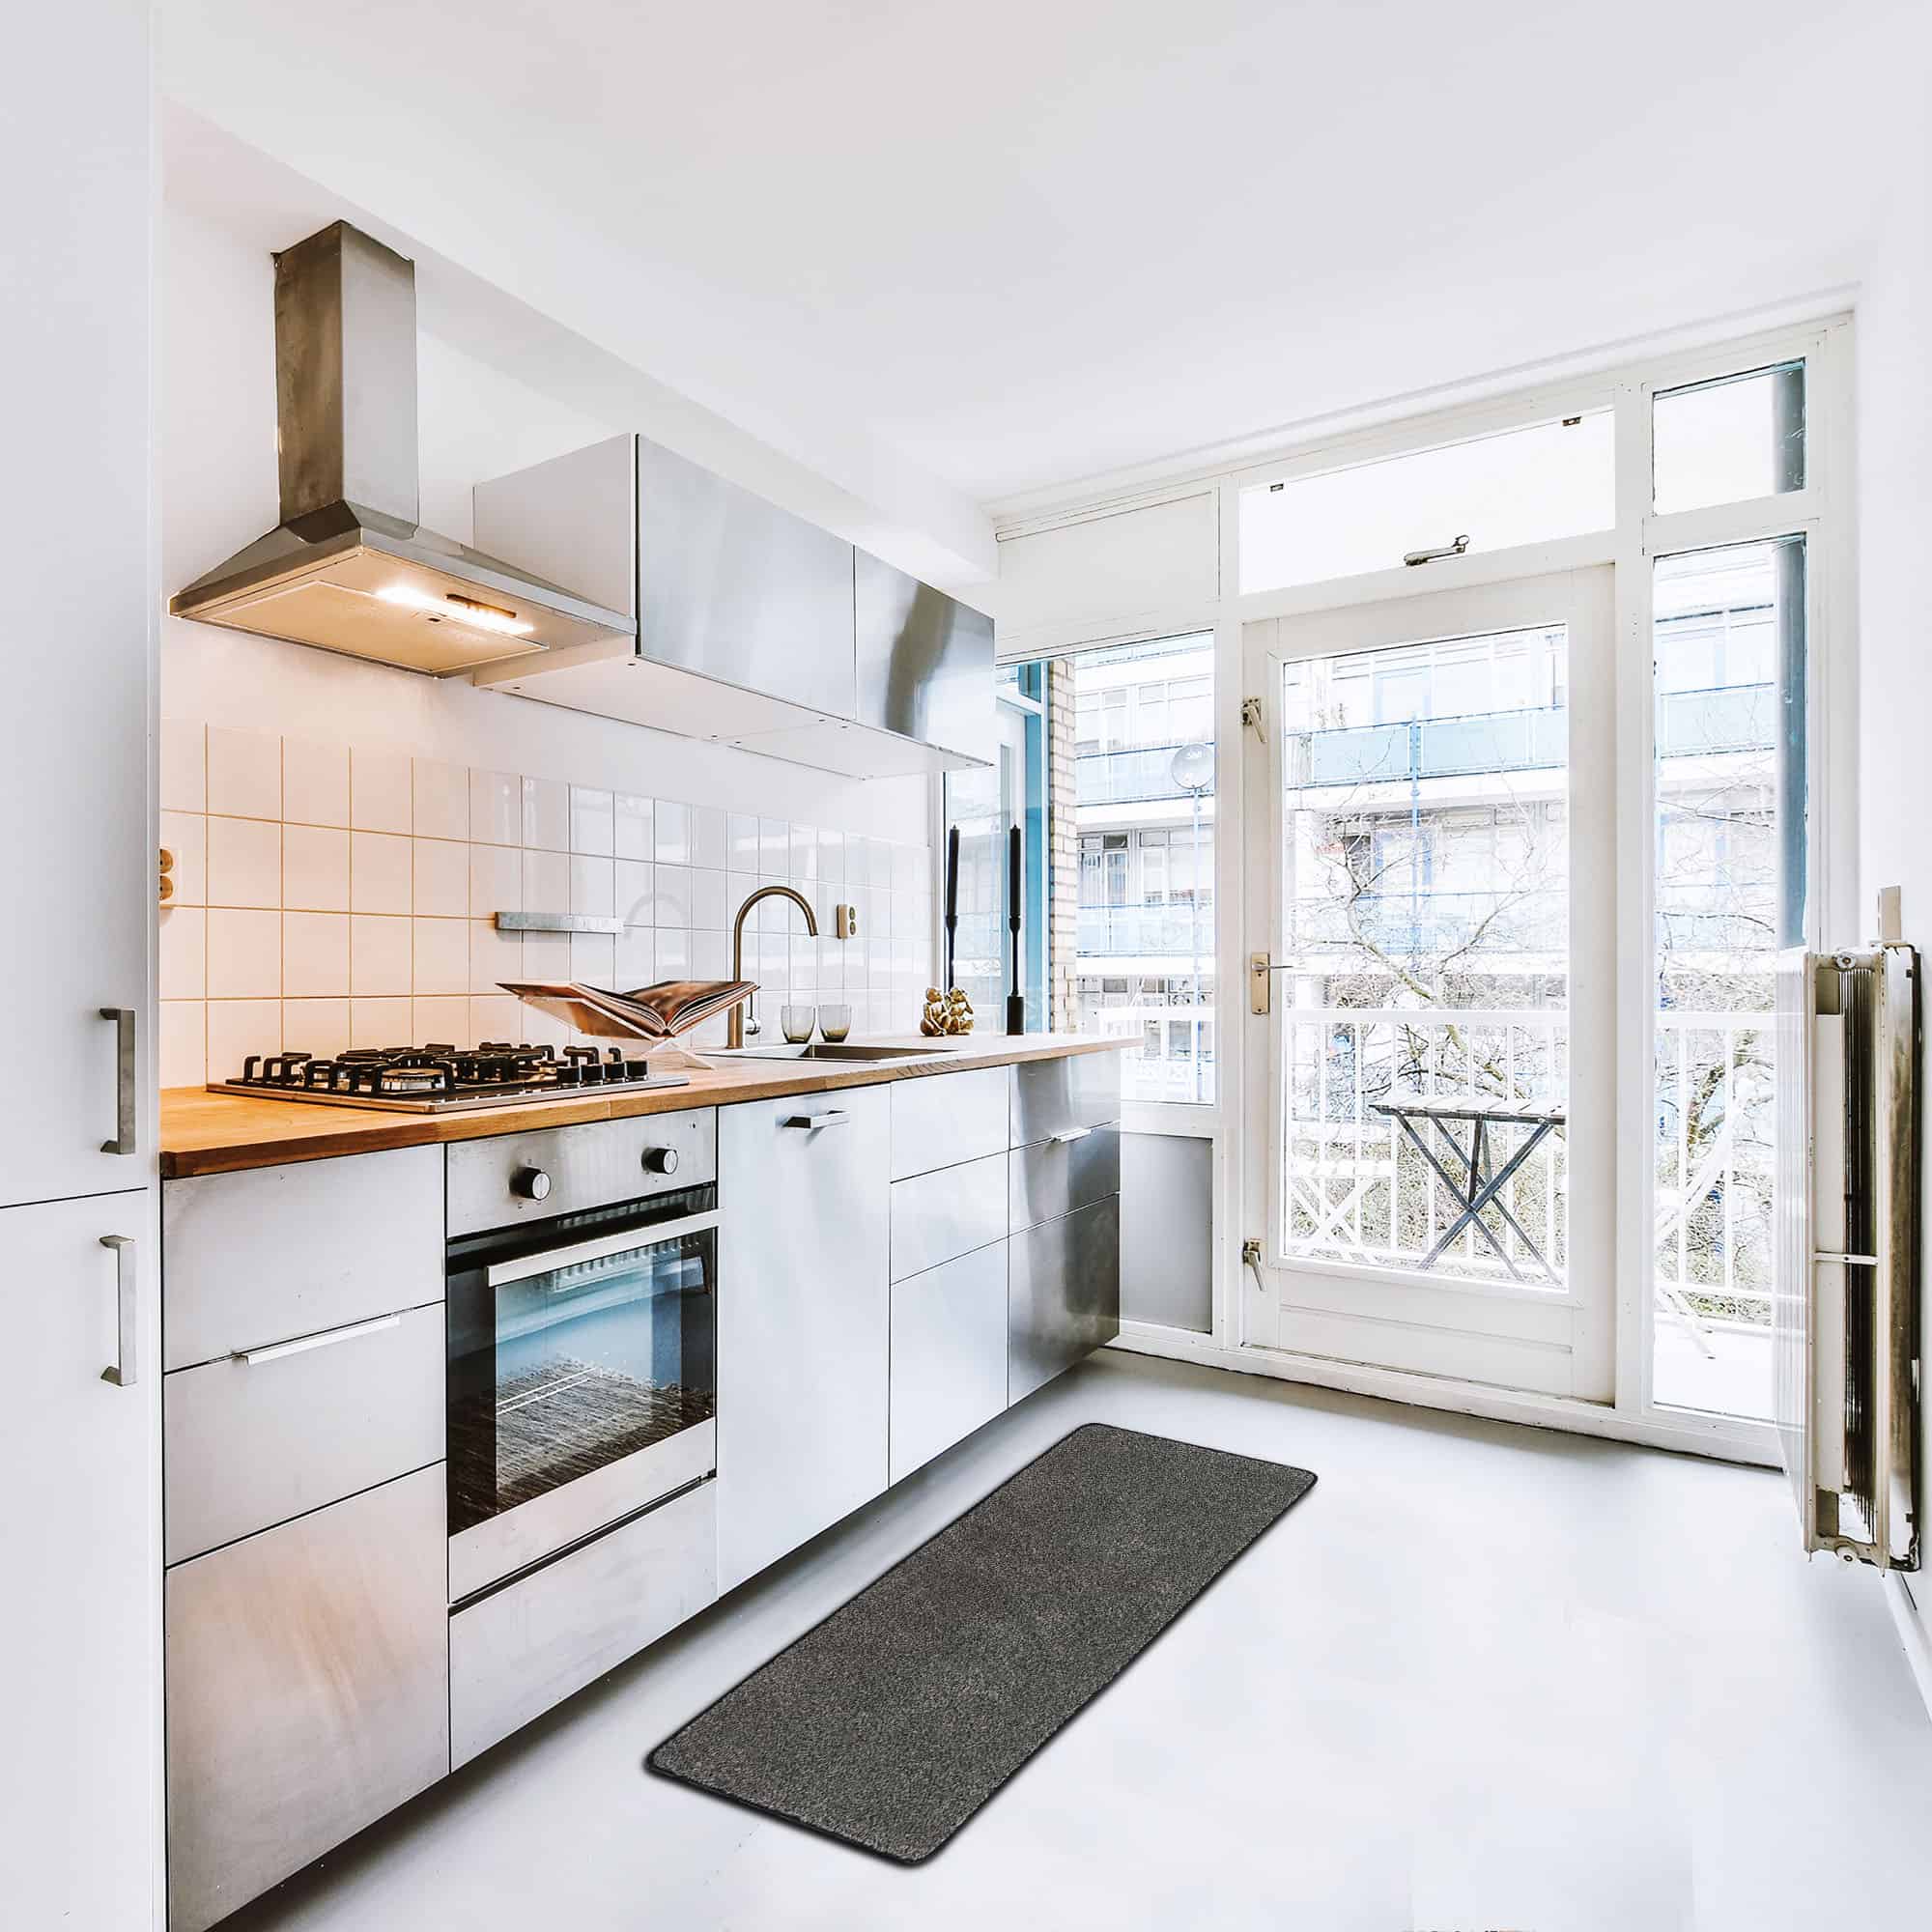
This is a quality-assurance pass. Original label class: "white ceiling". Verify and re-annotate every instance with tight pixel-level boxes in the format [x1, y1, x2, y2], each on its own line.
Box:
[163, 0, 1921, 526]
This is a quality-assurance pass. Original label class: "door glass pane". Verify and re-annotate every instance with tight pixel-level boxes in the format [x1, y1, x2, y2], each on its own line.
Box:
[1653, 361, 1805, 514]
[1651, 537, 1805, 1420]
[1276, 625, 1571, 1283]
[1055, 634, 1216, 1103]
[1240, 412, 1614, 594]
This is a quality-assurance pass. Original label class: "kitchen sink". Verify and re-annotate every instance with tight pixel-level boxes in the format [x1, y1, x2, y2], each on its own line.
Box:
[714, 1042, 957, 1063]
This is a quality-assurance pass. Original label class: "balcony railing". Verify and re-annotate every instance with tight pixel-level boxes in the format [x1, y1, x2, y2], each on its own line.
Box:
[1286, 890, 1566, 960]
[1078, 900, 1215, 956]
[1074, 742, 1212, 806]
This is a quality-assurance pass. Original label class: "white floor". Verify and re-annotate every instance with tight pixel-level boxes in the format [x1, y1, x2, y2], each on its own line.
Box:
[224, 1351, 1932, 1932]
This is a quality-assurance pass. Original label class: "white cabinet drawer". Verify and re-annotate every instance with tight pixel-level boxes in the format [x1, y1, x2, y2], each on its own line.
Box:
[889, 1242, 1008, 1484]
[450, 1480, 717, 1768]
[890, 1151, 1008, 1283]
[890, 1065, 1008, 1179]
[164, 1467, 448, 1932]
[163, 1301, 444, 1566]
[1009, 1053, 1122, 1149]
[162, 1146, 442, 1370]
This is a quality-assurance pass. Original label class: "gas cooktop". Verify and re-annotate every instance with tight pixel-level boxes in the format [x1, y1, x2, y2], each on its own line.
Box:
[208, 1041, 691, 1113]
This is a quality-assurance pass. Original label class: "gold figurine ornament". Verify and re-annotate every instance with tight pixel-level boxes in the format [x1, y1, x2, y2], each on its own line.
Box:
[920, 985, 975, 1037]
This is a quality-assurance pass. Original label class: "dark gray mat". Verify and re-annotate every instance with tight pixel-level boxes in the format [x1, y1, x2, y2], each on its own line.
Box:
[647, 1422, 1316, 1861]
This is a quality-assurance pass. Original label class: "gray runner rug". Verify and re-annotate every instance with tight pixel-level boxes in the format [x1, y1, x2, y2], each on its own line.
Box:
[647, 1422, 1317, 1861]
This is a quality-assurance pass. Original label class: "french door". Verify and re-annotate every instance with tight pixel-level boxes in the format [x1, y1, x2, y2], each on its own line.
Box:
[1240, 570, 1615, 1397]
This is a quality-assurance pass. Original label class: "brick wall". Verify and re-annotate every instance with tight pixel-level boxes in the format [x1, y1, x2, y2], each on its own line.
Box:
[1046, 658, 1081, 1033]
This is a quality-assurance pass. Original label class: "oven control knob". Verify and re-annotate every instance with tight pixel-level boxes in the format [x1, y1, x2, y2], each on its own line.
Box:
[641, 1146, 679, 1177]
[510, 1166, 553, 1202]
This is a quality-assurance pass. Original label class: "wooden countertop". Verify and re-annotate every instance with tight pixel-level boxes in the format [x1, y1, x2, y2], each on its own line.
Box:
[159, 1034, 1130, 1179]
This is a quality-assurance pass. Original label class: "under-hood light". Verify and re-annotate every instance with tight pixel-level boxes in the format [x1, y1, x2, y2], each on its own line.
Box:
[376, 583, 535, 637]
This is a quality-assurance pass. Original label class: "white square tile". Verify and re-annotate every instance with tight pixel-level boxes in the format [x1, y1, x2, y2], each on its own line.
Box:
[522, 1004, 568, 1052]
[469, 994, 525, 1045]
[758, 816, 788, 876]
[654, 799, 692, 866]
[692, 806, 727, 870]
[570, 854, 615, 917]
[412, 758, 469, 841]
[283, 737, 350, 827]
[727, 812, 760, 870]
[757, 935, 791, 993]
[523, 849, 569, 916]
[350, 915, 412, 996]
[789, 824, 819, 880]
[688, 867, 726, 931]
[351, 745, 413, 833]
[818, 828, 846, 883]
[818, 948, 845, 992]
[569, 932, 614, 985]
[159, 720, 205, 812]
[351, 832, 413, 915]
[206, 725, 281, 818]
[282, 825, 350, 912]
[412, 918, 469, 996]
[207, 908, 280, 999]
[412, 996, 469, 1044]
[614, 792, 655, 861]
[206, 817, 280, 909]
[653, 927, 691, 979]
[469, 919, 525, 995]
[351, 997, 412, 1049]
[614, 859, 655, 926]
[789, 935, 819, 991]
[614, 926, 655, 986]
[522, 775, 569, 851]
[469, 769, 522, 846]
[521, 928, 570, 983]
[726, 871, 757, 924]
[469, 843, 522, 918]
[282, 912, 350, 998]
[158, 1000, 205, 1088]
[159, 811, 206, 906]
[570, 785, 615, 856]
[281, 998, 351, 1060]
[207, 999, 280, 1075]
[653, 864, 693, 926]
[692, 929, 728, 979]
[158, 907, 205, 1000]
[845, 834, 869, 887]
[413, 838, 469, 917]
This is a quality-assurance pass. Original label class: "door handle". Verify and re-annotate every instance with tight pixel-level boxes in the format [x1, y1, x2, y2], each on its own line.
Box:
[1247, 953, 1296, 1015]
[99, 1007, 136, 1153]
[781, 1111, 850, 1130]
[99, 1235, 136, 1386]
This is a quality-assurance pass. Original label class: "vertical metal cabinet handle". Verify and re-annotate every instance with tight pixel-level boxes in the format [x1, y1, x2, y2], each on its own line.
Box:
[99, 1235, 136, 1386]
[781, 1110, 850, 1129]
[99, 1007, 136, 1154]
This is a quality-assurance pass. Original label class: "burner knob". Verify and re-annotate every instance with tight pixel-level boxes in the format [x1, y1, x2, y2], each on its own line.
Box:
[510, 1166, 553, 1203]
[640, 1146, 679, 1178]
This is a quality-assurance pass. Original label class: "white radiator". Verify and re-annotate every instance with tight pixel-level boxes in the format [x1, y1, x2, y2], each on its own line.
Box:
[1774, 928, 1919, 1569]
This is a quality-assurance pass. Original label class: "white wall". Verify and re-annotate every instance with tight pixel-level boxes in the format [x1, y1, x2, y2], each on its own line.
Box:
[1856, 128, 1932, 1656]
[158, 201, 937, 1080]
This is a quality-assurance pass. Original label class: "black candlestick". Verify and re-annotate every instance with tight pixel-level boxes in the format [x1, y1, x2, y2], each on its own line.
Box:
[943, 823, 960, 993]
[1006, 823, 1025, 1034]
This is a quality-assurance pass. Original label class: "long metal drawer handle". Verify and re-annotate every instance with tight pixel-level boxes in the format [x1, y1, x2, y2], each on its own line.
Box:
[99, 1007, 136, 1154]
[99, 1235, 136, 1387]
[1049, 1126, 1093, 1145]
[781, 1111, 850, 1130]
[235, 1312, 402, 1366]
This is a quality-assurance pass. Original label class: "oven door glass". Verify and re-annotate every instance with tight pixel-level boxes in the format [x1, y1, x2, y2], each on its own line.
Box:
[447, 1198, 717, 1545]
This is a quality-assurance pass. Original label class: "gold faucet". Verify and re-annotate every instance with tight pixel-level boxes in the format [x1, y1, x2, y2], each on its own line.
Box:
[728, 885, 818, 1047]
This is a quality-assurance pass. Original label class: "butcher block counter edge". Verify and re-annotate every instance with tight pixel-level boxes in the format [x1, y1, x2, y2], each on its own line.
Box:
[159, 1035, 1132, 1178]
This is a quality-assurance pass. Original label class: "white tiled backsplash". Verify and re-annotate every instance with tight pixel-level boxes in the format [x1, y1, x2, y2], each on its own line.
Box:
[158, 721, 937, 1088]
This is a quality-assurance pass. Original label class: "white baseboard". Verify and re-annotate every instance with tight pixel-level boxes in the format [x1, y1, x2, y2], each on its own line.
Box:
[1109, 1323, 1778, 1467]
[1884, 1572, 1932, 1728]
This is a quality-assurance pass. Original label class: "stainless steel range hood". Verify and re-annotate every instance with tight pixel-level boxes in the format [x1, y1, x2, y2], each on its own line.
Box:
[170, 222, 635, 676]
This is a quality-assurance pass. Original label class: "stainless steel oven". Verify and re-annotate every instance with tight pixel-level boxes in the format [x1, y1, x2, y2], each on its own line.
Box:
[444, 1109, 718, 1601]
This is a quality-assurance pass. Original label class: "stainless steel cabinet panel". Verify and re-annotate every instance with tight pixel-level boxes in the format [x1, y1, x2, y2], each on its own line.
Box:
[445, 1106, 715, 1236]
[1009, 1198, 1121, 1405]
[890, 1065, 1009, 1180]
[635, 435, 856, 718]
[164, 1466, 448, 1932]
[450, 1480, 717, 1767]
[889, 1241, 1008, 1484]
[891, 1151, 1008, 1283]
[1009, 1124, 1121, 1234]
[162, 1146, 442, 1369]
[1009, 1052, 1123, 1149]
[854, 549, 994, 764]
[716, 1088, 890, 1593]
[163, 1301, 444, 1565]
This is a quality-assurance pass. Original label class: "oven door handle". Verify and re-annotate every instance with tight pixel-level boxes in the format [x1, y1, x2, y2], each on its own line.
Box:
[485, 1209, 722, 1290]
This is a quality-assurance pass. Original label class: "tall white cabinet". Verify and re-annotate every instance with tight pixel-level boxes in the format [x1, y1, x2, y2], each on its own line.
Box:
[0, 0, 159, 1924]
